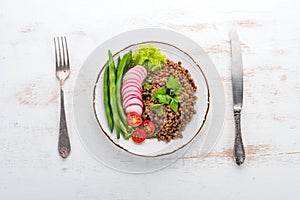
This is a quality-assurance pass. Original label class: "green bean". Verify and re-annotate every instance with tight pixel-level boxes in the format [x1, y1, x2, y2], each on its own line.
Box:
[108, 51, 121, 139]
[103, 62, 113, 132]
[115, 123, 120, 138]
[108, 51, 132, 139]
[115, 56, 122, 137]
[116, 51, 132, 125]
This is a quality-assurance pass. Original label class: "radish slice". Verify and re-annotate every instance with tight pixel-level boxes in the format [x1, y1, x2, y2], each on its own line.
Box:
[122, 88, 142, 95]
[122, 88, 142, 98]
[126, 105, 143, 116]
[123, 96, 142, 108]
[123, 99, 142, 109]
[123, 71, 143, 80]
[121, 65, 147, 116]
[125, 103, 143, 111]
[122, 82, 142, 90]
[122, 87, 142, 97]
[129, 65, 147, 77]
[127, 68, 144, 80]
[130, 66, 147, 80]
[122, 95, 143, 107]
[123, 97, 142, 108]
[129, 66, 147, 81]
[134, 65, 147, 77]
[122, 79, 142, 87]
[122, 84, 142, 94]
[122, 78, 143, 94]
[124, 98, 143, 109]
[123, 72, 143, 83]
[122, 93, 143, 103]
[122, 90, 142, 102]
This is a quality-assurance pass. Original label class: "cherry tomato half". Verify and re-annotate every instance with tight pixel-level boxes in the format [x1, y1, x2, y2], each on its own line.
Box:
[126, 112, 143, 127]
[132, 129, 146, 144]
[142, 120, 156, 136]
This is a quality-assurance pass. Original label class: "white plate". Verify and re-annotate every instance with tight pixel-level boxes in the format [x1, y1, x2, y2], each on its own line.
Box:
[73, 28, 225, 173]
[93, 41, 210, 157]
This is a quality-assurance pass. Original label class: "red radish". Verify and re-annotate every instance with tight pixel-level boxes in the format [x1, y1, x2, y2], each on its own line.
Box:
[122, 81, 142, 89]
[123, 97, 142, 108]
[125, 103, 143, 112]
[129, 65, 147, 76]
[133, 65, 147, 77]
[121, 65, 147, 116]
[123, 96, 142, 107]
[127, 68, 145, 80]
[122, 95, 143, 108]
[122, 79, 142, 87]
[122, 84, 142, 94]
[122, 89, 142, 98]
[122, 83, 142, 91]
[126, 105, 143, 116]
[124, 104, 143, 114]
[124, 98, 143, 109]
[128, 71, 145, 82]
[122, 94, 143, 104]
[129, 66, 147, 80]
[122, 88, 142, 98]
[122, 81, 143, 90]
[122, 80, 143, 90]
[123, 72, 143, 83]
[122, 96, 142, 108]
[129, 67, 147, 81]
[122, 87, 142, 95]
[123, 71, 142, 78]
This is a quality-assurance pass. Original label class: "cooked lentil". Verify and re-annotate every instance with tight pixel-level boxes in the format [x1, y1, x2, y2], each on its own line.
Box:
[142, 60, 197, 142]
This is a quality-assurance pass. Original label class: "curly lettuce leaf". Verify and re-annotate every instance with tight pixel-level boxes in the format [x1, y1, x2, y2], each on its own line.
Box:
[132, 46, 167, 72]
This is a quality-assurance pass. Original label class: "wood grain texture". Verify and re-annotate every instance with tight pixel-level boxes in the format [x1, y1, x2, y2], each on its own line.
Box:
[0, 0, 300, 199]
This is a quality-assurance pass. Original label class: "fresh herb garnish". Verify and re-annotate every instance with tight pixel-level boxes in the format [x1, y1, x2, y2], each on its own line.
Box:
[166, 75, 182, 95]
[170, 99, 179, 112]
[156, 94, 172, 104]
[150, 76, 182, 113]
[149, 104, 164, 116]
[170, 96, 183, 112]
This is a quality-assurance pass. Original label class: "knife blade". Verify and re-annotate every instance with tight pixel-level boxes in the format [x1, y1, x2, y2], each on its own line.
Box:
[229, 30, 245, 165]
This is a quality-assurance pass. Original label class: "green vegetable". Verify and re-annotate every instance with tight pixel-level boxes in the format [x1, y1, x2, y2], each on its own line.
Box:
[116, 51, 132, 125]
[115, 57, 121, 140]
[170, 99, 178, 112]
[103, 62, 114, 131]
[132, 46, 167, 72]
[149, 104, 164, 116]
[108, 50, 133, 140]
[115, 56, 124, 138]
[108, 51, 130, 139]
[156, 94, 172, 104]
[173, 96, 183, 102]
[166, 75, 182, 95]
[151, 75, 182, 113]
[116, 124, 121, 138]
[108, 51, 120, 138]
[153, 88, 167, 96]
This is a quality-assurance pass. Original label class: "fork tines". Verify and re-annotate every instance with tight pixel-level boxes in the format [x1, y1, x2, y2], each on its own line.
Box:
[54, 36, 69, 68]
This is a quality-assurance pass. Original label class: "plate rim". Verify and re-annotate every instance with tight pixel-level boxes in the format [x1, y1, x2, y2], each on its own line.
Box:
[92, 40, 210, 157]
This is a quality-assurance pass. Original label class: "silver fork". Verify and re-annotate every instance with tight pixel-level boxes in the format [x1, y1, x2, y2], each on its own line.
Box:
[54, 36, 71, 158]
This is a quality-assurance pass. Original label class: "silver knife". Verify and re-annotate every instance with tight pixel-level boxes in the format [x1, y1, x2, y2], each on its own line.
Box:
[229, 30, 245, 165]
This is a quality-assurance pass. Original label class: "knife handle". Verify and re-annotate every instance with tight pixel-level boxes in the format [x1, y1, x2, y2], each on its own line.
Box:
[234, 110, 245, 165]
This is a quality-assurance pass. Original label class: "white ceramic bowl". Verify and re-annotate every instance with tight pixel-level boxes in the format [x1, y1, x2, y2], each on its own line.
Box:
[93, 41, 210, 157]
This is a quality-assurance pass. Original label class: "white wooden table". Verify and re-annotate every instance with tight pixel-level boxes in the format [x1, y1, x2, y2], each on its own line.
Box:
[1, 0, 300, 199]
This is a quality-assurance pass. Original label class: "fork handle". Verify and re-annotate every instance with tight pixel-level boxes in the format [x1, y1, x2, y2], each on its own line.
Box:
[234, 110, 245, 165]
[58, 84, 71, 158]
